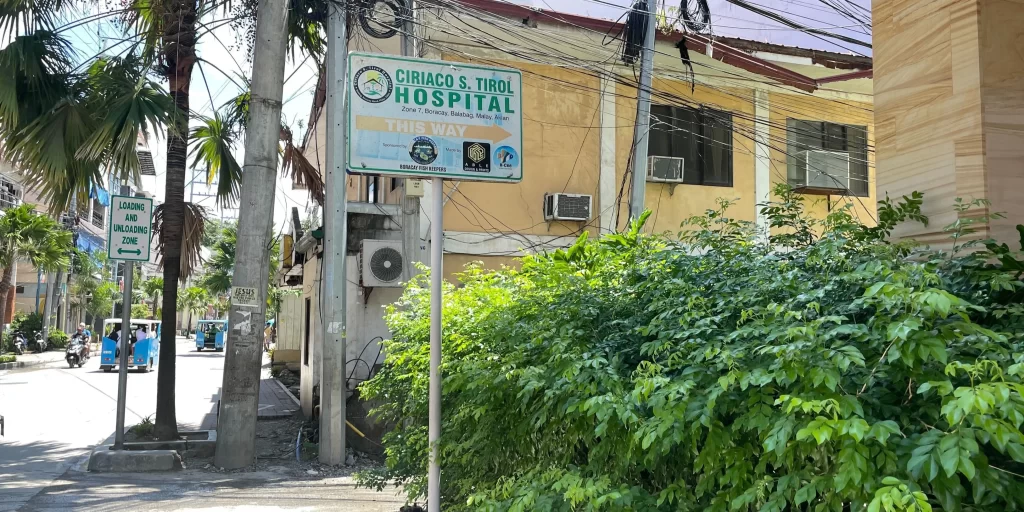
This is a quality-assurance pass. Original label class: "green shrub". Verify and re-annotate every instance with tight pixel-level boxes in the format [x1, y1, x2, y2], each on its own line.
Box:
[10, 312, 43, 336]
[131, 303, 150, 319]
[359, 187, 1024, 511]
[0, 354, 15, 363]
[129, 415, 155, 439]
[47, 329, 69, 349]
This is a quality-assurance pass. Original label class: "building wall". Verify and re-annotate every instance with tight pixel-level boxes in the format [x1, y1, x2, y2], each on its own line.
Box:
[874, 0, 1024, 247]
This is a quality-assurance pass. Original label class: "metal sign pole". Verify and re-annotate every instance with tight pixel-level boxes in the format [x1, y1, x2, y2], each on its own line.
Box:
[428, 177, 443, 510]
[113, 260, 133, 449]
[106, 191, 152, 450]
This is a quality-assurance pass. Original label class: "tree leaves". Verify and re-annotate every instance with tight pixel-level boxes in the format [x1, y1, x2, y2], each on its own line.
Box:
[358, 192, 1024, 511]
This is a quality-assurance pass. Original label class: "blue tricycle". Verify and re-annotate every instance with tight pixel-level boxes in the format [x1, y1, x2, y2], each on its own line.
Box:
[99, 318, 162, 373]
[195, 319, 227, 352]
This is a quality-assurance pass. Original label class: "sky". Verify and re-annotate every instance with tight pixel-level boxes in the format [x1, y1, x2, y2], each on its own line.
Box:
[57, 0, 871, 233]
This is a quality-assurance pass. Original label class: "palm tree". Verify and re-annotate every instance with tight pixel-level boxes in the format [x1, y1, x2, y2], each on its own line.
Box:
[0, 205, 73, 326]
[1, 0, 326, 440]
[178, 286, 209, 338]
[142, 276, 164, 318]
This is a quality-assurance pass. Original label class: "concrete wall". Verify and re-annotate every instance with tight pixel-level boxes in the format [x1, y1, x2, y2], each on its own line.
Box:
[874, 0, 1024, 247]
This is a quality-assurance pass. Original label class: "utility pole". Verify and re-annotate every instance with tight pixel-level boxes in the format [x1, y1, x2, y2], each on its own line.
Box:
[319, 0, 349, 466]
[628, 0, 656, 221]
[214, 0, 290, 469]
[401, 2, 422, 277]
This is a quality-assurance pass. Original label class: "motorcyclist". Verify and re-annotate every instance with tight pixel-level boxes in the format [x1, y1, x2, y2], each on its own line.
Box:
[72, 323, 91, 358]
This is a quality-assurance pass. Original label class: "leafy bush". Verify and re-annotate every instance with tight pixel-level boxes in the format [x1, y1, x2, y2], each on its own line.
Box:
[359, 186, 1024, 511]
[10, 312, 43, 336]
[131, 303, 151, 319]
[47, 329, 69, 349]
[0, 354, 15, 363]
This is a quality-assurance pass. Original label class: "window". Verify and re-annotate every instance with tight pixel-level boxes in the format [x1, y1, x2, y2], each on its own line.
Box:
[303, 297, 311, 366]
[91, 199, 105, 228]
[786, 119, 869, 196]
[15, 285, 25, 294]
[649, 105, 733, 187]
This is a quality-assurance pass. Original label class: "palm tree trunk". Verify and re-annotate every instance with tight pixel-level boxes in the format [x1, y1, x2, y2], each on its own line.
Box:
[154, 0, 198, 441]
[152, 294, 159, 318]
[0, 264, 13, 327]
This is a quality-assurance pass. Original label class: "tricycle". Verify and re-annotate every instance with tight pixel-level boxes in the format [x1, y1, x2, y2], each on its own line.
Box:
[99, 318, 162, 373]
[195, 319, 227, 352]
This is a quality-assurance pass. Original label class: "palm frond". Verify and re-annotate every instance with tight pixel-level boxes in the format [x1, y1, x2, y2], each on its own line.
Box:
[188, 113, 241, 208]
[220, 85, 249, 136]
[154, 202, 207, 282]
[0, 203, 72, 271]
[280, 125, 324, 205]
[76, 55, 175, 185]
[0, 30, 74, 130]
[0, 0, 75, 37]
[119, 0, 163, 63]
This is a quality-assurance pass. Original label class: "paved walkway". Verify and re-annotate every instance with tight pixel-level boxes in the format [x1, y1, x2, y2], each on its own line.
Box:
[258, 378, 300, 419]
[18, 470, 407, 511]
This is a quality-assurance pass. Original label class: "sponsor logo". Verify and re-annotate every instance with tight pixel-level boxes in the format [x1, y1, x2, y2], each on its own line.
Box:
[494, 145, 519, 168]
[463, 141, 491, 173]
[409, 136, 439, 165]
[353, 66, 393, 103]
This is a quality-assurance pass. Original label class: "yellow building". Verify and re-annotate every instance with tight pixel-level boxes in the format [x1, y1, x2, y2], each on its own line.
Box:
[283, 0, 875, 421]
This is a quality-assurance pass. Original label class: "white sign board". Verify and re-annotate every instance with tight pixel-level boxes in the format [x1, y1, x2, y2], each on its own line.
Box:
[347, 52, 523, 182]
[107, 195, 153, 261]
[231, 286, 260, 308]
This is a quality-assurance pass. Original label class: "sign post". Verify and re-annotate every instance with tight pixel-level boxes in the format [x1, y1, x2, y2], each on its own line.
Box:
[106, 194, 153, 449]
[347, 52, 523, 509]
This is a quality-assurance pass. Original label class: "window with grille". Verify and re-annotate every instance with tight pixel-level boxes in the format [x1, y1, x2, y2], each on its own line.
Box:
[0, 176, 21, 210]
[649, 105, 733, 187]
[786, 119, 869, 196]
[92, 199, 105, 227]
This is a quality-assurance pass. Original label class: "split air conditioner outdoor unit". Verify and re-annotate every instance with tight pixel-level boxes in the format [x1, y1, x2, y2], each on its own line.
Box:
[647, 156, 686, 183]
[360, 239, 405, 288]
[544, 193, 592, 222]
[799, 150, 851, 192]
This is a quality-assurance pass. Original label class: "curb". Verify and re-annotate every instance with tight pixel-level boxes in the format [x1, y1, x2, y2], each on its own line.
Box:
[0, 353, 67, 371]
[0, 361, 26, 370]
[273, 378, 301, 407]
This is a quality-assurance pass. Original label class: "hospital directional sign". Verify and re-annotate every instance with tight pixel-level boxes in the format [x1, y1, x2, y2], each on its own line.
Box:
[347, 52, 523, 182]
[107, 195, 153, 262]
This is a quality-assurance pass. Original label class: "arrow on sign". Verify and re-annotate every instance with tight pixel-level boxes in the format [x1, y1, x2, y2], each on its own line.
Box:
[355, 116, 512, 143]
[118, 248, 142, 255]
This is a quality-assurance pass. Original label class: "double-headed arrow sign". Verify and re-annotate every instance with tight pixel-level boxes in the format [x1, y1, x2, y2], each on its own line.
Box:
[118, 248, 142, 256]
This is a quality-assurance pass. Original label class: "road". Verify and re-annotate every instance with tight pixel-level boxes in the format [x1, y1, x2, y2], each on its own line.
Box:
[0, 336, 224, 511]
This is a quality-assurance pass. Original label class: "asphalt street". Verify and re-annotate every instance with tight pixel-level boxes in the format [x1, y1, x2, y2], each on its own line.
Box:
[0, 336, 224, 511]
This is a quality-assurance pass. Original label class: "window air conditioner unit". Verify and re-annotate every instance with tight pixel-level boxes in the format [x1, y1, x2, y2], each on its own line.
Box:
[647, 156, 686, 183]
[801, 150, 851, 192]
[544, 193, 592, 222]
[360, 239, 405, 288]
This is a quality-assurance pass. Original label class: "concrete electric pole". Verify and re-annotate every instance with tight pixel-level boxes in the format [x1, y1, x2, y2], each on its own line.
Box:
[401, 2, 422, 278]
[628, 1, 657, 221]
[318, 0, 350, 466]
[214, 0, 290, 469]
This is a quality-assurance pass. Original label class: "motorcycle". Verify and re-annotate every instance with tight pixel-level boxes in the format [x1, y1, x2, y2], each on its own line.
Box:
[11, 331, 25, 355]
[66, 334, 89, 368]
[29, 331, 47, 353]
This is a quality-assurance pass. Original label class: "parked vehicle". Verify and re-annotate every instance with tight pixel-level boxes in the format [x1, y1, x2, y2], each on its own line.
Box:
[65, 333, 90, 368]
[28, 331, 46, 353]
[99, 318, 162, 373]
[11, 331, 25, 355]
[195, 319, 227, 352]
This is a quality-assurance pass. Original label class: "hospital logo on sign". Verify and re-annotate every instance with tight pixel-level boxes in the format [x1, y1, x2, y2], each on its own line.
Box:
[353, 66, 393, 103]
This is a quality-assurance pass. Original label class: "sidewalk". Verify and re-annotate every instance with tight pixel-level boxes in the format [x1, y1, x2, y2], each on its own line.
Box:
[18, 469, 407, 511]
[0, 350, 66, 371]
